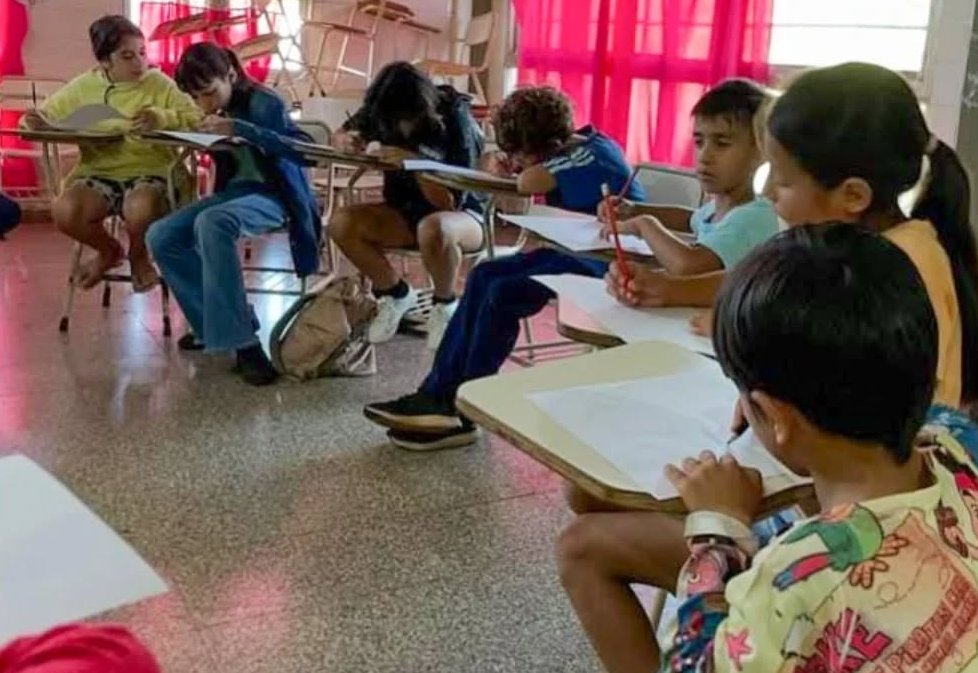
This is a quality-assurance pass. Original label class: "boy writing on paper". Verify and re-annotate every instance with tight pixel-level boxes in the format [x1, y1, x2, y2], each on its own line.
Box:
[363, 81, 776, 452]
[21, 15, 200, 292]
[559, 224, 978, 673]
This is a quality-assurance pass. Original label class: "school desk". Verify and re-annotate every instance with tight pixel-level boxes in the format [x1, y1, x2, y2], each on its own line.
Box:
[456, 340, 814, 516]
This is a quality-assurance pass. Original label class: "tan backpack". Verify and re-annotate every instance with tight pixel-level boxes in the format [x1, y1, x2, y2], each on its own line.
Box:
[269, 276, 378, 380]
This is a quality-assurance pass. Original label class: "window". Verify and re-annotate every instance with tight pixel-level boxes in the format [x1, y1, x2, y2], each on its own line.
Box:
[768, 0, 933, 75]
[127, 0, 303, 72]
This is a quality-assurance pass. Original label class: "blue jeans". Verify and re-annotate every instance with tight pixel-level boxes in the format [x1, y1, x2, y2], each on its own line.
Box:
[420, 248, 608, 402]
[147, 187, 285, 351]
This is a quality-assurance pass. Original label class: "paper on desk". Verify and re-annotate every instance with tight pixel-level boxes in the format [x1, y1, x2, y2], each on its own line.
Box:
[533, 273, 714, 356]
[401, 159, 517, 187]
[44, 104, 128, 131]
[501, 214, 653, 256]
[527, 363, 808, 500]
[0, 455, 167, 641]
[151, 131, 233, 148]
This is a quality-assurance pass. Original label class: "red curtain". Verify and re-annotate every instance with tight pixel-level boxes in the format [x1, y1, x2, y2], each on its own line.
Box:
[513, 0, 774, 166]
[0, 0, 33, 190]
[140, 1, 272, 82]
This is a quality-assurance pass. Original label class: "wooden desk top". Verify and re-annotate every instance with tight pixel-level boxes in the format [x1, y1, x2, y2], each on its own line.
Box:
[0, 128, 124, 144]
[555, 296, 623, 349]
[457, 341, 813, 516]
[420, 171, 520, 196]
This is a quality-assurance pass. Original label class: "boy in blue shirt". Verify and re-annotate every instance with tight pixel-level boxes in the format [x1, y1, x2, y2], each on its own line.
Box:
[365, 81, 775, 450]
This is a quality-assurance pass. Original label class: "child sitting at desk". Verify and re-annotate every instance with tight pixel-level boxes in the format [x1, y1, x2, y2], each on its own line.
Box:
[561, 225, 978, 673]
[328, 62, 485, 348]
[147, 43, 320, 386]
[22, 15, 199, 292]
[363, 81, 776, 452]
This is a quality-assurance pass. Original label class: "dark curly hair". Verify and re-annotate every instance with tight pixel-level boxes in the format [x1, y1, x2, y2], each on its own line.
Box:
[493, 86, 574, 156]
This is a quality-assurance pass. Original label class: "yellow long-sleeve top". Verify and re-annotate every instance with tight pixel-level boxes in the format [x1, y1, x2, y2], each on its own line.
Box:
[38, 67, 201, 184]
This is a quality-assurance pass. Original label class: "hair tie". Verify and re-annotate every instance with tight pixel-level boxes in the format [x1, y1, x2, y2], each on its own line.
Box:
[926, 135, 940, 155]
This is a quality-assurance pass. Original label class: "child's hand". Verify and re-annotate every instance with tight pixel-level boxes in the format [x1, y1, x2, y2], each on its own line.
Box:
[597, 195, 636, 223]
[21, 110, 50, 130]
[332, 130, 364, 154]
[197, 115, 235, 136]
[482, 151, 515, 177]
[598, 215, 645, 241]
[605, 261, 672, 307]
[689, 309, 713, 337]
[131, 107, 162, 133]
[372, 145, 414, 165]
[665, 451, 763, 524]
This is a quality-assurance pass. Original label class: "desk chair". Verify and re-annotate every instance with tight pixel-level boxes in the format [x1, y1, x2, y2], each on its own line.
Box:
[635, 163, 703, 208]
[59, 215, 173, 337]
[415, 10, 496, 105]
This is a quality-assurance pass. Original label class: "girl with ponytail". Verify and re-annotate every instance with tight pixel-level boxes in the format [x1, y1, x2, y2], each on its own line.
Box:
[147, 43, 319, 386]
[764, 61, 978, 409]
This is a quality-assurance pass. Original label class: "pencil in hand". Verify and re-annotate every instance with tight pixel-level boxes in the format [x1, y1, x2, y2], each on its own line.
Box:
[602, 183, 632, 285]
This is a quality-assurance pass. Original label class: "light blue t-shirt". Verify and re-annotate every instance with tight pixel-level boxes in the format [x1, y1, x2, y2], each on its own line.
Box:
[689, 197, 779, 269]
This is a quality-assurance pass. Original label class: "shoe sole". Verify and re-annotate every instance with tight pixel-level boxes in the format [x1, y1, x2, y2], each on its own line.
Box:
[387, 429, 477, 452]
[364, 406, 462, 433]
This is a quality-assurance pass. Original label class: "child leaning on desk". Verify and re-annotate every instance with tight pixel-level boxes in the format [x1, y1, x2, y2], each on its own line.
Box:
[362, 81, 778, 452]
[21, 15, 200, 293]
[561, 224, 978, 673]
[328, 62, 486, 349]
[146, 43, 320, 386]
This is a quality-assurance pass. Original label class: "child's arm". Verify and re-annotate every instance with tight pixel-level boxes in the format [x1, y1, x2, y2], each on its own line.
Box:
[606, 262, 724, 308]
[136, 79, 202, 131]
[600, 196, 693, 232]
[22, 79, 81, 128]
[226, 95, 311, 164]
[622, 215, 723, 275]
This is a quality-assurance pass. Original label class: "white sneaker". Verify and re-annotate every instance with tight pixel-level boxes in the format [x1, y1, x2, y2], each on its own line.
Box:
[368, 287, 418, 343]
[426, 300, 458, 350]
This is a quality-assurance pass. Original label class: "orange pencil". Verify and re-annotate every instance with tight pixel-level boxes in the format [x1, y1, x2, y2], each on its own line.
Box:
[601, 182, 632, 285]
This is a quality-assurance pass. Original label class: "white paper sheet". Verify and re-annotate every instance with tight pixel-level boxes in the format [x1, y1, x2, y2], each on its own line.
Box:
[533, 273, 714, 356]
[151, 131, 233, 148]
[500, 214, 654, 256]
[0, 455, 167, 641]
[527, 364, 808, 499]
[45, 104, 127, 131]
[400, 158, 517, 187]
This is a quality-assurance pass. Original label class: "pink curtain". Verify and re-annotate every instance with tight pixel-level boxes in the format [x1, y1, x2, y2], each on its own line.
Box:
[0, 0, 32, 190]
[513, 0, 773, 166]
[140, 1, 272, 82]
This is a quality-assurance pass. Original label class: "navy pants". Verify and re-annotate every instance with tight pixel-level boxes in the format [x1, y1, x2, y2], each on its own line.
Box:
[420, 248, 608, 402]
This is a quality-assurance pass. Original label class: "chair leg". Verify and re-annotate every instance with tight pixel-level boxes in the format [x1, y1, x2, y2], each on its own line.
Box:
[160, 281, 172, 338]
[101, 280, 112, 308]
[59, 243, 83, 333]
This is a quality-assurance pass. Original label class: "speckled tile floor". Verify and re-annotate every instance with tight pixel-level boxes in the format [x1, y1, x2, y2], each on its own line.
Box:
[0, 223, 605, 673]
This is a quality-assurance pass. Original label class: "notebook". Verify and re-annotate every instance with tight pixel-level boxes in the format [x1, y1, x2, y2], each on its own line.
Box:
[502, 214, 653, 256]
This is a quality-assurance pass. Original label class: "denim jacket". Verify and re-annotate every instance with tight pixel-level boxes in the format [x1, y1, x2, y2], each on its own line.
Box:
[219, 85, 320, 277]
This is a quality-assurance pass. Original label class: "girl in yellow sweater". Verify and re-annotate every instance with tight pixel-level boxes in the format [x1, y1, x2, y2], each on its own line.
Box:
[23, 15, 199, 291]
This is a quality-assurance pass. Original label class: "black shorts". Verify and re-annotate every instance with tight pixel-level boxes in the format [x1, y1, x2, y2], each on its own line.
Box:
[75, 175, 168, 217]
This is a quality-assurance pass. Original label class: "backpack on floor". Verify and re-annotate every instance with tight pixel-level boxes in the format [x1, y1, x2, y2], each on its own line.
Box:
[269, 276, 378, 380]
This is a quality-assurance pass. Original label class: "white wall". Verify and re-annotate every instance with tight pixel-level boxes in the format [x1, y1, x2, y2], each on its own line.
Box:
[924, 0, 976, 145]
[22, 0, 126, 80]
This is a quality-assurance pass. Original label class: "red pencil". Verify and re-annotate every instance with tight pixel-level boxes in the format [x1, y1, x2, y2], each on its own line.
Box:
[601, 182, 632, 284]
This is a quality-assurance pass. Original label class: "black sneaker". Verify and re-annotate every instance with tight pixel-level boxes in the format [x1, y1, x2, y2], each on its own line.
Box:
[234, 344, 279, 386]
[387, 422, 477, 452]
[177, 332, 205, 351]
[364, 391, 461, 432]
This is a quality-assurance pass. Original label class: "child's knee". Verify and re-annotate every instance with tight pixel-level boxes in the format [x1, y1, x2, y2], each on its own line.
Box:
[328, 208, 359, 244]
[417, 214, 448, 252]
[51, 195, 83, 232]
[192, 208, 236, 247]
[555, 516, 603, 580]
[123, 189, 168, 230]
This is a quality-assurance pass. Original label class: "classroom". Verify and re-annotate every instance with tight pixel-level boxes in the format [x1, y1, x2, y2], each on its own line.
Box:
[2, 0, 978, 671]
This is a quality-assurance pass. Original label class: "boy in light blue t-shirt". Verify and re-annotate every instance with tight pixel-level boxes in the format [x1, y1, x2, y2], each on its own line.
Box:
[602, 79, 778, 278]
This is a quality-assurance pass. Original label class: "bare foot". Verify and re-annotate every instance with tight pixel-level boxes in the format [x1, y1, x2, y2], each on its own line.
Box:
[73, 241, 124, 290]
[130, 253, 160, 293]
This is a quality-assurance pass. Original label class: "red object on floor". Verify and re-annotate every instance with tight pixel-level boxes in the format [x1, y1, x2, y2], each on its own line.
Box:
[0, 624, 160, 673]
